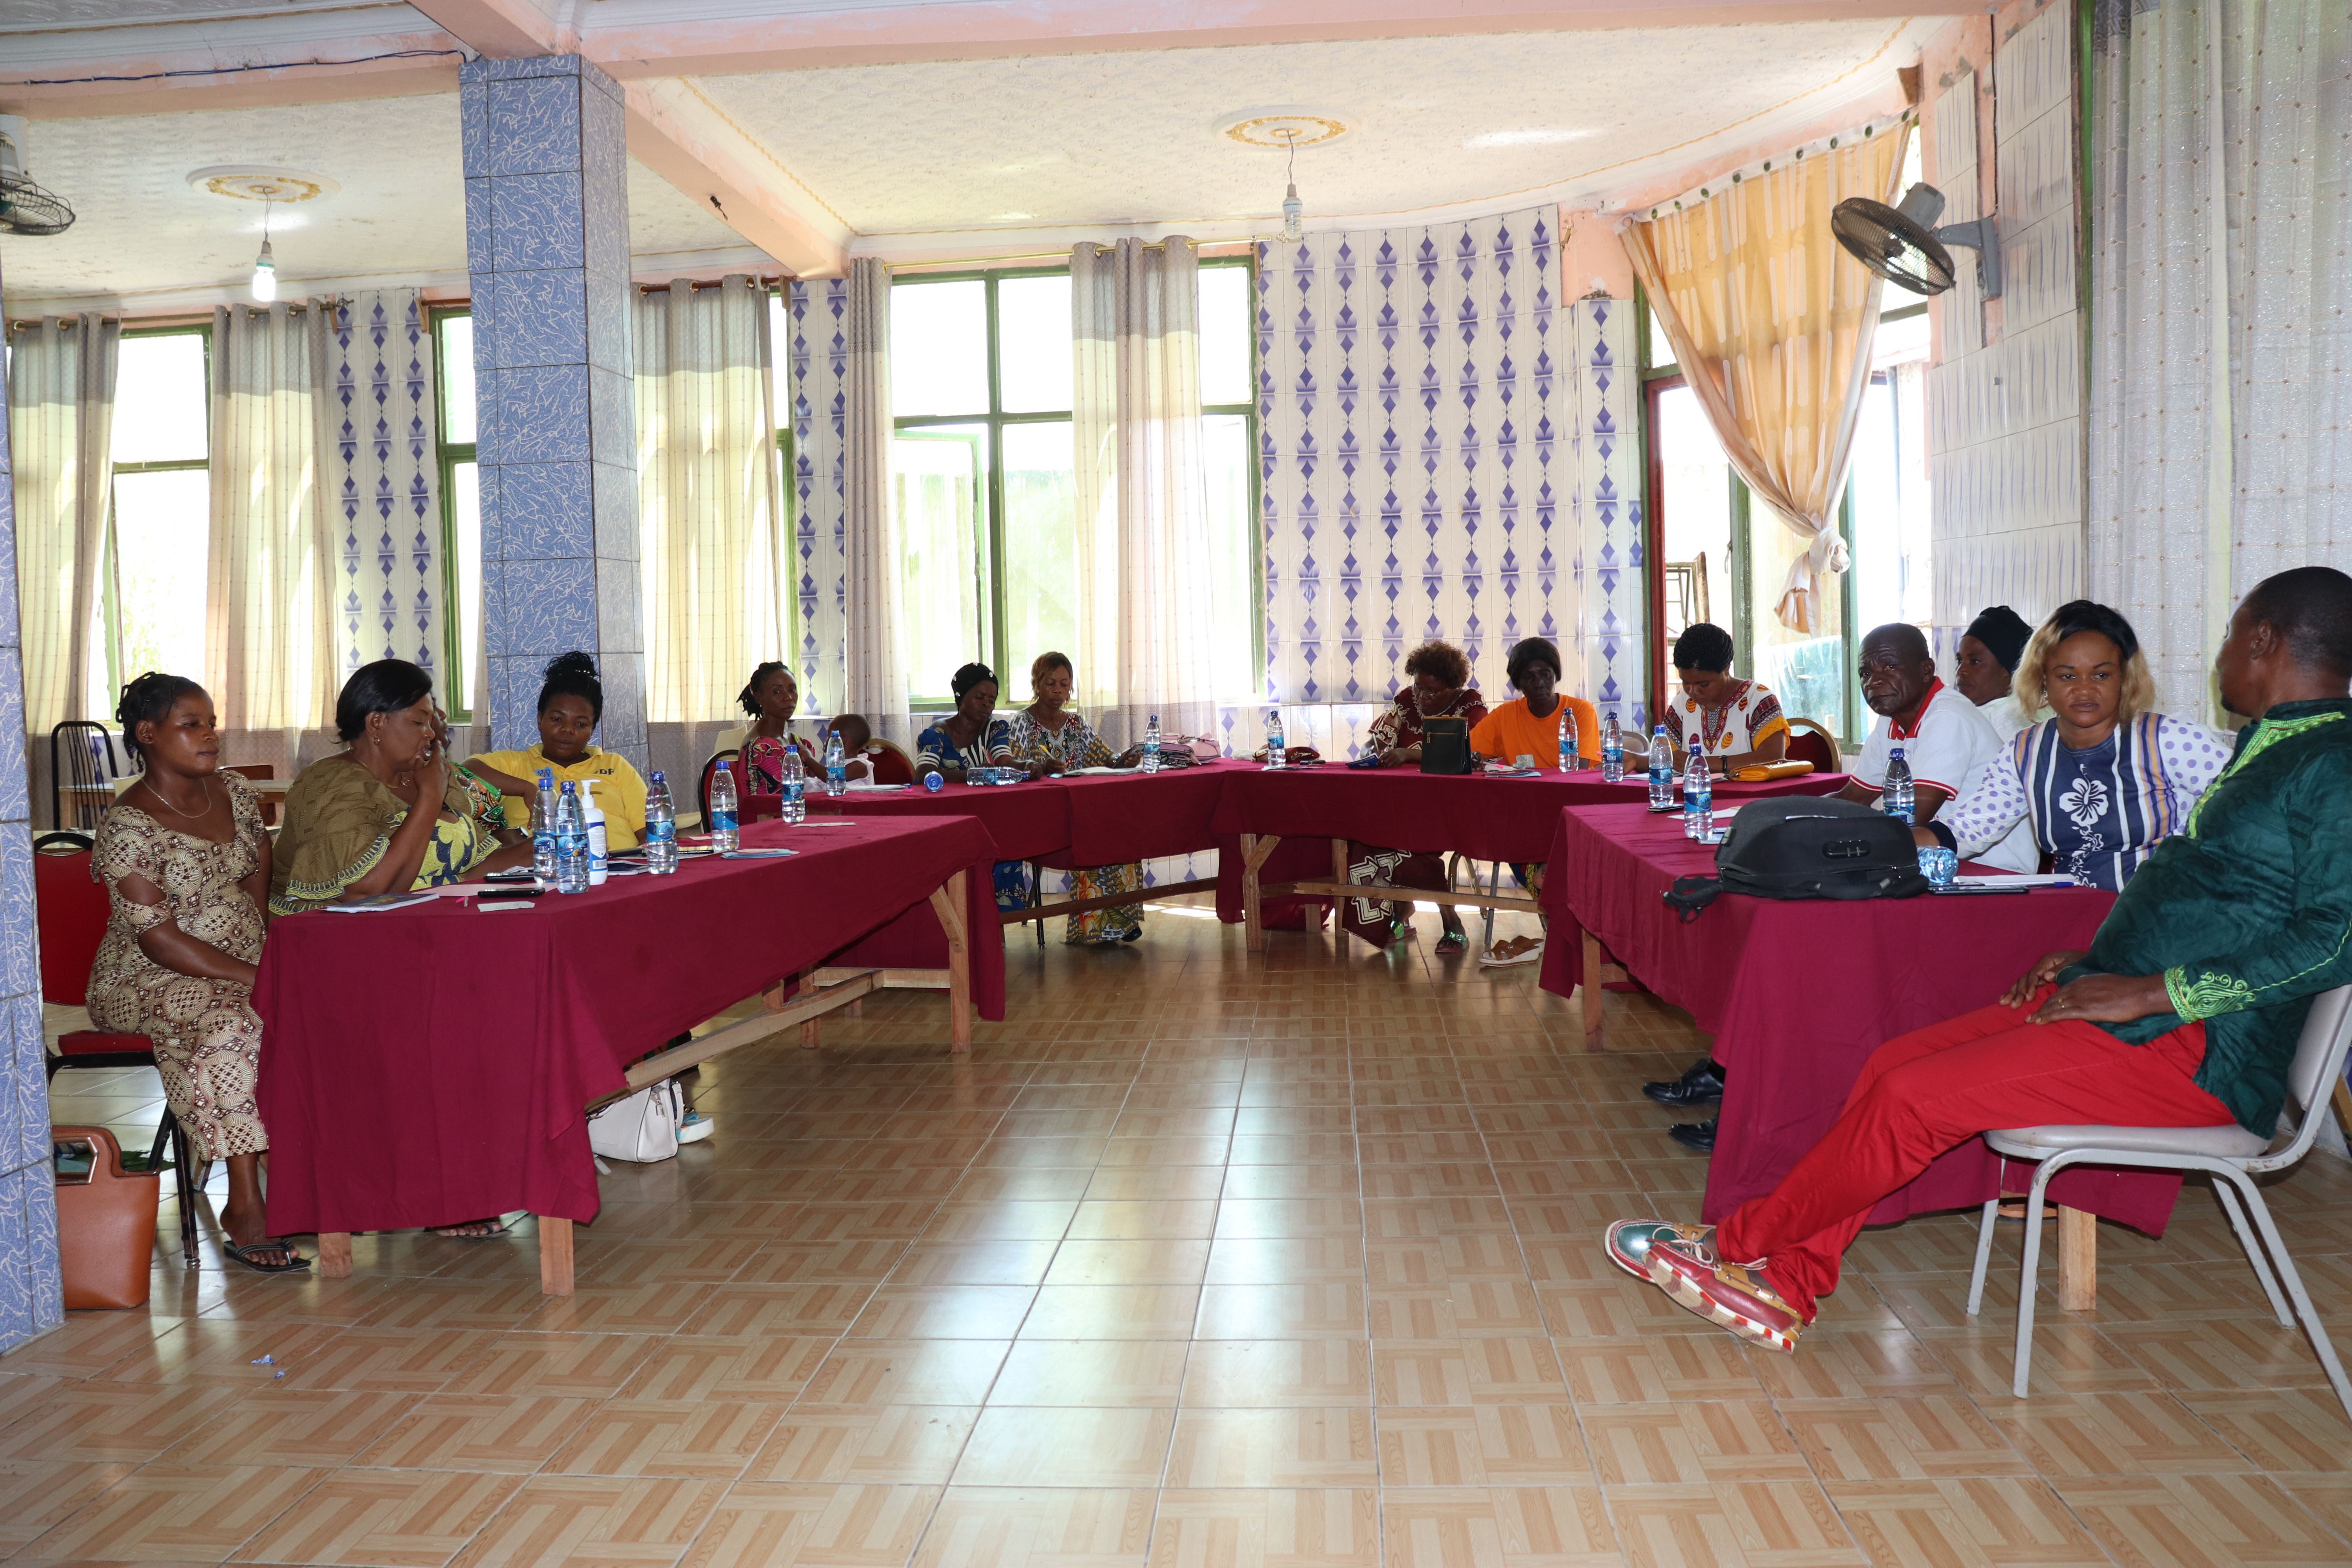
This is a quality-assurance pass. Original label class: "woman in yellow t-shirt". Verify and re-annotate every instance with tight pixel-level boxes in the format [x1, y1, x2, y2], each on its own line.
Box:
[466, 651, 648, 850]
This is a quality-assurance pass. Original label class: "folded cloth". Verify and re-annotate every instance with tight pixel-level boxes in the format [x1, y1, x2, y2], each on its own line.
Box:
[1252, 744, 1323, 765]
[1728, 760, 1815, 782]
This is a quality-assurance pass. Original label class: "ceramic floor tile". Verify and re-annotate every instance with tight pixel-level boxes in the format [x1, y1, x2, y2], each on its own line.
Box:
[233, 1468, 526, 1565]
[438, 1332, 663, 1400]
[2173, 1387, 2352, 1474]
[354, 1394, 604, 1474]
[1066, 1201, 1220, 1241]
[541, 1398, 790, 1479]
[0, 1457, 142, 1554]
[678, 1481, 942, 1568]
[1165, 1408, 1379, 1488]
[850, 1286, 1041, 1340]
[1979, 1388, 2255, 1478]
[990, 1341, 1192, 1407]
[158, 1387, 425, 1467]
[950, 1405, 1177, 1487]
[679, 1283, 877, 1338]
[796, 1340, 1014, 1410]
[15, 1461, 329, 1563]
[0, 1381, 247, 1464]
[1581, 1401, 1809, 1486]
[910, 1486, 1156, 1568]
[616, 1336, 839, 1402]
[1042, 1240, 1213, 1287]
[1198, 1283, 1366, 1338]
[1022, 1285, 1203, 1340]
[2051, 1473, 2351, 1567]
[1820, 1477, 2107, 1568]
[445, 1474, 730, 1568]
[1148, 1488, 1380, 1568]
[746, 1407, 980, 1485]
[1379, 1486, 1622, 1568]
[1602, 1480, 1865, 1568]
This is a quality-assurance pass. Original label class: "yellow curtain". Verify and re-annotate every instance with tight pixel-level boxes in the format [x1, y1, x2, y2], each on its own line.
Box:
[1622, 119, 1910, 633]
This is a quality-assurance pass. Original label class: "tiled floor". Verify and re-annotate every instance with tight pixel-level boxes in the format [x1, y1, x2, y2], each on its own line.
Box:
[14, 895, 2352, 1566]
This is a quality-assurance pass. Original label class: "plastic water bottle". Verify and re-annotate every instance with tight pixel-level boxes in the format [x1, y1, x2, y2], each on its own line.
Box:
[1648, 726, 1674, 809]
[780, 744, 806, 824]
[580, 778, 609, 886]
[823, 733, 847, 797]
[643, 771, 677, 875]
[1557, 709, 1579, 773]
[554, 781, 588, 893]
[1683, 750, 1714, 840]
[531, 769, 558, 882]
[922, 769, 944, 792]
[1141, 715, 1162, 775]
[1883, 744, 1916, 826]
[1601, 712, 1625, 784]
[1265, 710, 1285, 769]
[708, 760, 739, 852]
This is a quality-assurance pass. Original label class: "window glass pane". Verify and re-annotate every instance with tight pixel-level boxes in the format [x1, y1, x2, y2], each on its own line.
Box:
[894, 426, 991, 699]
[1001, 420, 1078, 675]
[1199, 265, 1252, 406]
[1656, 385, 1732, 655]
[1646, 309, 1676, 372]
[997, 275, 1072, 414]
[1749, 499, 1844, 733]
[769, 291, 791, 429]
[112, 469, 210, 680]
[438, 314, 477, 446]
[891, 280, 990, 417]
[1203, 413, 1257, 698]
[451, 461, 482, 708]
[113, 334, 207, 464]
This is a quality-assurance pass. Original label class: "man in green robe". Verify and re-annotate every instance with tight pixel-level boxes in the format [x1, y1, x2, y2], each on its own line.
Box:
[1604, 566, 2352, 1352]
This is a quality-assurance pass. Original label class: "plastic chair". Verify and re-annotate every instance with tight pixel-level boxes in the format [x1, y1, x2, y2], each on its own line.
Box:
[51, 721, 120, 832]
[1783, 717, 1841, 775]
[867, 739, 917, 786]
[1965, 984, 2352, 1422]
[34, 830, 200, 1266]
[697, 749, 741, 829]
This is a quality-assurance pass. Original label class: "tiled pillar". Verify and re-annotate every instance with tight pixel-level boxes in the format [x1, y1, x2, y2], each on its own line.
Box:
[1571, 298, 1646, 732]
[0, 250, 66, 1354]
[459, 55, 645, 768]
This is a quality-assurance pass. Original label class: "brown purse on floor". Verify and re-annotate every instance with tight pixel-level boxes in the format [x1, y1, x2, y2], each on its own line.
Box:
[54, 1125, 159, 1310]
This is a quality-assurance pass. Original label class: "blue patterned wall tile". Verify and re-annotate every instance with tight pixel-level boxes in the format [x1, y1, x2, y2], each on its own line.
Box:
[469, 272, 504, 371]
[0, 828, 33, 1003]
[492, 269, 589, 371]
[463, 176, 493, 270]
[592, 461, 639, 564]
[486, 76, 583, 179]
[484, 652, 537, 751]
[460, 76, 488, 180]
[0, 993, 44, 1177]
[587, 367, 635, 471]
[500, 461, 594, 560]
[474, 461, 505, 566]
[0, 1162, 66, 1355]
[586, 257, 631, 375]
[479, 554, 511, 638]
[503, 558, 600, 658]
[481, 366, 592, 466]
[594, 562, 643, 656]
[0, 650, 25, 826]
[597, 651, 645, 752]
[577, 54, 624, 101]
[0, 497, 20, 652]
[490, 174, 586, 272]
[477, 54, 583, 82]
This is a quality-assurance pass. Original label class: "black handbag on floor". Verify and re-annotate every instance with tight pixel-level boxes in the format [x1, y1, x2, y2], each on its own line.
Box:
[1663, 795, 1929, 921]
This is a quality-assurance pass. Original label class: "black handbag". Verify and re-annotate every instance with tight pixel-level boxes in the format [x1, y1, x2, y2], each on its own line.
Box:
[1418, 717, 1472, 775]
[1662, 795, 1929, 921]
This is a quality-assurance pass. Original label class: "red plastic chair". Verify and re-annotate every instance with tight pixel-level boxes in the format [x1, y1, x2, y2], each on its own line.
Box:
[866, 740, 916, 786]
[1784, 718, 1842, 776]
[37, 831, 199, 1264]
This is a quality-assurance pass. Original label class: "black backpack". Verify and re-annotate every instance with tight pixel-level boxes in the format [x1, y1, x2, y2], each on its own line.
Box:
[1662, 795, 1930, 920]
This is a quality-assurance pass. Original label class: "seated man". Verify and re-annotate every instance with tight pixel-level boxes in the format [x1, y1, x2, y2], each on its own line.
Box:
[1607, 567, 2352, 1352]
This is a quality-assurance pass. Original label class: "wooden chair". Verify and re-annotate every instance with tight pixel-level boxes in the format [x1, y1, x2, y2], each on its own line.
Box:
[1784, 717, 1841, 775]
[35, 831, 199, 1265]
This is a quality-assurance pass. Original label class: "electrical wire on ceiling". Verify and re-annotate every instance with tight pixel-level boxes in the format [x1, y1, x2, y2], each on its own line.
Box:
[2, 48, 464, 88]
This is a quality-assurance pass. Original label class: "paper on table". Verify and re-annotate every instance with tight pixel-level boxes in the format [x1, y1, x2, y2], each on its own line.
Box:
[1953, 873, 2078, 889]
[323, 891, 441, 913]
[1066, 766, 1138, 775]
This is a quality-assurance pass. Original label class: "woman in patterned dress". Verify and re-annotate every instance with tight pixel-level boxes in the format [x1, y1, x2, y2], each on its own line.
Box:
[1656, 622, 1789, 776]
[718, 661, 834, 794]
[1006, 652, 1147, 944]
[87, 674, 301, 1272]
[1349, 640, 1489, 951]
[919, 663, 1033, 909]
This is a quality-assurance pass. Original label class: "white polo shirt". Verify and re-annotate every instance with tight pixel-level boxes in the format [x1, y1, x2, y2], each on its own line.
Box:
[1855, 682, 2038, 873]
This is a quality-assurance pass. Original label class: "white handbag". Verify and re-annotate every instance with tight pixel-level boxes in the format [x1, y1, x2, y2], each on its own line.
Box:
[588, 1079, 683, 1163]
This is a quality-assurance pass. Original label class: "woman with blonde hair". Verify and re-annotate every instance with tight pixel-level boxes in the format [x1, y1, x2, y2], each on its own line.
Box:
[1929, 600, 2232, 891]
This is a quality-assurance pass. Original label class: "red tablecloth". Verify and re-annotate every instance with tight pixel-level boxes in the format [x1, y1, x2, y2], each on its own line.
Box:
[1534, 804, 2180, 1232]
[254, 813, 993, 1233]
[1054, 763, 1233, 866]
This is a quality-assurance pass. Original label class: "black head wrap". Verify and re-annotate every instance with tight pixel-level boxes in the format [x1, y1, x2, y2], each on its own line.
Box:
[1965, 606, 2034, 672]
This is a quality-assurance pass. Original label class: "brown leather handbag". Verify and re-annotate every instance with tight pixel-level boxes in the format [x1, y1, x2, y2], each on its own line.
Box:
[54, 1125, 158, 1310]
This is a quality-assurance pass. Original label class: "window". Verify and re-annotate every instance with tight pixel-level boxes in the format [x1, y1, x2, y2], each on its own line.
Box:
[433, 310, 480, 719]
[106, 330, 211, 712]
[886, 258, 1258, 706]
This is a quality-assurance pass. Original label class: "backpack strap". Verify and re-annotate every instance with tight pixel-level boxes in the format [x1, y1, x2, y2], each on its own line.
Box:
[1662, 874, 1721, 923]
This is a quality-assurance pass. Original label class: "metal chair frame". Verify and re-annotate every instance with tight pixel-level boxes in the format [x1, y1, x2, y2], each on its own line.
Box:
[51, 720, 121, 833]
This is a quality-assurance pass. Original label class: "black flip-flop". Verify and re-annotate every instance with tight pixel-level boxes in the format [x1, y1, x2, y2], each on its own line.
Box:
[225, 1238, 310, 1274]
[426, 1216, 510, 1240]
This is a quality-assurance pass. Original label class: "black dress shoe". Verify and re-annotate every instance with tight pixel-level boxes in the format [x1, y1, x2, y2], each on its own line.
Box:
[1668, 1118, 1717, 1152]
[1642, 1058, 1726, 1107]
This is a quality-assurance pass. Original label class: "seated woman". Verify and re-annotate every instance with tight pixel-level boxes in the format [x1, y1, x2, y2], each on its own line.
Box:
[1350, 640, 1488, 952]
[272, 659, 532, 917]
[467, 651, 647, 849]
[1653, 622, 1788, 775]
[1929, 600, 2232, 891]
[919, 663, 1029, 909]
[1007, 651, 1146, 944]
[1466, 636, 1599, 967]
[720, 661, 826, 793]
[88, 674, 299, 1274]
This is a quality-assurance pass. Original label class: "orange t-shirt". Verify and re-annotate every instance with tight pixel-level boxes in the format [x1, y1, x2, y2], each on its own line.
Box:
[1470, 695, 1602, 766]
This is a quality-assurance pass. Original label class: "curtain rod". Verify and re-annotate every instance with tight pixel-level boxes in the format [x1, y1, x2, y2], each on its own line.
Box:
[636, 274, 786, 293]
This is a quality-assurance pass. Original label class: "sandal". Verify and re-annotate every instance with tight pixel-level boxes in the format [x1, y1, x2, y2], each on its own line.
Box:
[1997, 1201, 2058, 1221]
[426, 1216, 510, 1240]
[1436, 930, 1469, 954]
[225, 1238, 310, 1274]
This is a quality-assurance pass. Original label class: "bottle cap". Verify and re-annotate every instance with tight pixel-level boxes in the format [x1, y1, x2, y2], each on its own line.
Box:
[650, 770, 665, 782]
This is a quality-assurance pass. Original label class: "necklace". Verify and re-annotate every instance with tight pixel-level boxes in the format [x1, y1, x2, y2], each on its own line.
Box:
[140, 775, 212, 820]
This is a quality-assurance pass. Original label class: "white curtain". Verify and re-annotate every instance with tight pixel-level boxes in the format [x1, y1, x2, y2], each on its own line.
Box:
[842, 257, 911, 744]
[206, 302, 338, 734]
[635, 275, 788, 726]
[7, 315, 117, 732]
[1071, 236, 1216, 745]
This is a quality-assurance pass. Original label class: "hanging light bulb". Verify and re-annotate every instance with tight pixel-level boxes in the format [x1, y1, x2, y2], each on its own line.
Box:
[1278, 130, 1304, 241]
[250, 194, 278, 303]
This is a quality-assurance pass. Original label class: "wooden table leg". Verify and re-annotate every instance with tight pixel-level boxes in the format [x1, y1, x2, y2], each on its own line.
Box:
[798, 968, 822, 1049]
[928, 870, 972, 1053]
[1332, 838, 1353, 958]
[1582, 931, 1606, 1053]
[2055, 1205, 2095, 1311]
[1240, 834, 1282, 954]
[317, 1232, 352, 1278]
[539, 1215, 574, 1296]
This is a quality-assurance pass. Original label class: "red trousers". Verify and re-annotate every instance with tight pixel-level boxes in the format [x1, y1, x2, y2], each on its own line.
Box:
[1714, 990, 2233, 1320]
